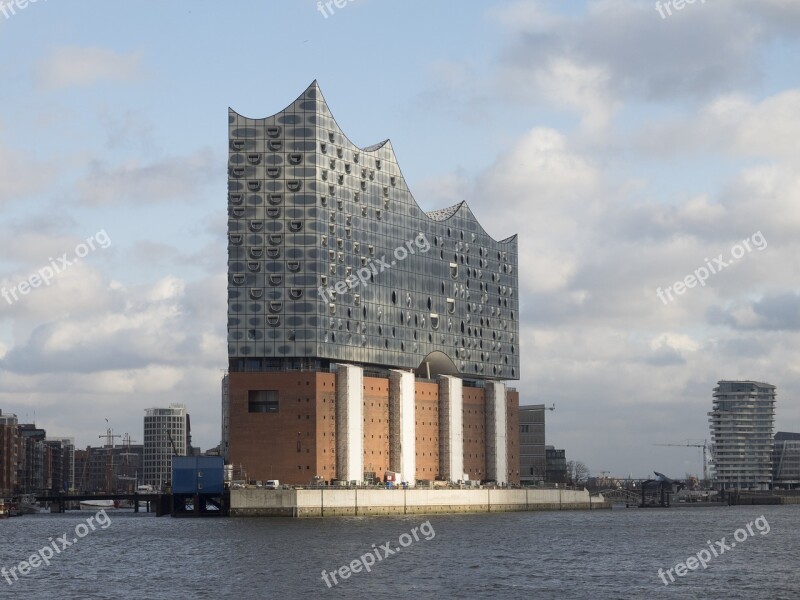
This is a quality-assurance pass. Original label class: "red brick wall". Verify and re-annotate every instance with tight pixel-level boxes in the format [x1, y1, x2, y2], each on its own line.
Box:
[0, 424, 18, 497]
[362, 377, 390, 479]
[463, 387, 486, 481]
[229, 371, 319, 485]
[415, 381, 440, 480]
[229, 371, 521, 486]
[315, 373, 336, 481]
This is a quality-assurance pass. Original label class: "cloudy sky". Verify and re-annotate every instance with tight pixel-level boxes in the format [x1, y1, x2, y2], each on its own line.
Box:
[1, 0, 799, 478]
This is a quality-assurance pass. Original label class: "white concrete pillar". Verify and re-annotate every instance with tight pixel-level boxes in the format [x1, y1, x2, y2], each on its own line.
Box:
[335, 364, 363, 483]
[485, 381, 508, 484]
[438, 375, 463, 482]
[388, 370, 416, 486]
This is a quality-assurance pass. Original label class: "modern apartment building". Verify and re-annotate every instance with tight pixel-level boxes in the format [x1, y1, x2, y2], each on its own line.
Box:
[709, 380, 776, 490]
[773, 431, 800, 489]
[227, 82, 521, 485]
[0, 415, 77, 496]
[519, 405, 546, 485]
[143, 404, 189, 489]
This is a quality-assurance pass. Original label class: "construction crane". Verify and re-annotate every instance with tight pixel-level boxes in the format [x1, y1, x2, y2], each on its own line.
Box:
[99, 428, 121, 448]
[653, 440, 709, 482]
[117, 434, 138, 490]
[165, 429, 179, 456]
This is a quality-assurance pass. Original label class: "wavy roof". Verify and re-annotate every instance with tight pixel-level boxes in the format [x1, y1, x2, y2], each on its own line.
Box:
[230, 81, 518, 245]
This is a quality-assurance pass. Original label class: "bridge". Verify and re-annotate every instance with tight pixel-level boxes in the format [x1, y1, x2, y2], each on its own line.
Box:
[35, 493, 167, 515]
[33, 492, 229, 517]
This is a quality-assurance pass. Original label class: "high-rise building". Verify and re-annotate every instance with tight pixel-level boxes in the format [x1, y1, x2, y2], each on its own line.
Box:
[709, 380, 776, 490]
[226, 82, 521, 485]
[773, 432, 800, 489]
[42, 439, 64, 493]
[519, 405, 546, 485]
[143, 404, 189, 489]
[48, 438, 75, 493]
[0, 410, 19, 497]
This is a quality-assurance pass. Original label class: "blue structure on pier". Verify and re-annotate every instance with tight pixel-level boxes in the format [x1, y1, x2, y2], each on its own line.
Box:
[172, 456, 225, 495]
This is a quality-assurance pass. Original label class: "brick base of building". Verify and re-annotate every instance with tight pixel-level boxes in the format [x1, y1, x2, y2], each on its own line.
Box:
[227, 370, 520, 485]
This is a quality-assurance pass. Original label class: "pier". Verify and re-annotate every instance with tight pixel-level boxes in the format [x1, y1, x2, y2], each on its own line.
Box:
[229, 487, 610, 517]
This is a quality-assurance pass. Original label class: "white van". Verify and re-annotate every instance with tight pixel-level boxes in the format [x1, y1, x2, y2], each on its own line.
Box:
[264, 480, 280, 489]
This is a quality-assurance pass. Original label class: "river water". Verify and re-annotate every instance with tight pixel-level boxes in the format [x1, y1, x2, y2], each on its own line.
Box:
[0, 505, 797, 599]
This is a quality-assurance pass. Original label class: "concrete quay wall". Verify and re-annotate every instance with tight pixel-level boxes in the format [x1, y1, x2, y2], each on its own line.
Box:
[230, 488, 610, 517]
[732, 494, 800, 506]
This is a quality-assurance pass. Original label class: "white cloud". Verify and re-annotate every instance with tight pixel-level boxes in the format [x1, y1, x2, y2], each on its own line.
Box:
[35, 47, 144, 90]
[649, 333, 700, 354]
[532, 58, 619, 132]
[0, 144, 56, 205]
[0, 271, 224, 373]
[707, 91, 800, 161]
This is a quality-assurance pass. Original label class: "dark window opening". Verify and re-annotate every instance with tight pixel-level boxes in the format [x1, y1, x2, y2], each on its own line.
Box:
[248, 390, 279, 413]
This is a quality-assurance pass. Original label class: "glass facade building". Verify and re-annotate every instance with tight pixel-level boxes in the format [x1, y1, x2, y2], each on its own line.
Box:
[227, 82, 519, 381]
[225, 83, 521, 486]
[143, 404, 189, 489]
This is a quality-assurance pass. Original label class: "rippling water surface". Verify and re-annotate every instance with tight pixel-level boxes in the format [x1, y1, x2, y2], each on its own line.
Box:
[1, 505, 797, 599]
